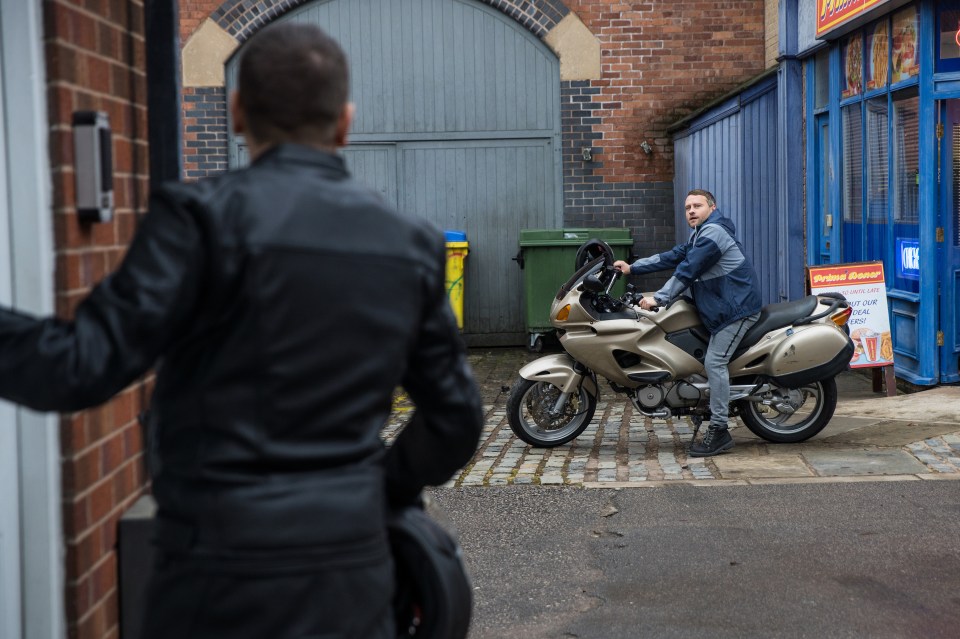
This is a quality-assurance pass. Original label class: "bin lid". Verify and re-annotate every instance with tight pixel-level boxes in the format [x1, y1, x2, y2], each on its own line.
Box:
[519, 228, 632, 246]
[444, 230, 467, 242]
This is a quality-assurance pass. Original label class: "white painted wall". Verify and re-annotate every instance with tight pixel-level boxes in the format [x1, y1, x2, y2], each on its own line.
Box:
[0, 1, 65, 638]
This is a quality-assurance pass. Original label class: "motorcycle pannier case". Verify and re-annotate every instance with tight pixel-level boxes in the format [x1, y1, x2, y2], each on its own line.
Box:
[764, 324, 855, 388]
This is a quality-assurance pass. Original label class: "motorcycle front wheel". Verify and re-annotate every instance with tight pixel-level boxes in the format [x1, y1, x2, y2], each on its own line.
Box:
[506, 378, 597, 447]
[738, 376, 837, 443]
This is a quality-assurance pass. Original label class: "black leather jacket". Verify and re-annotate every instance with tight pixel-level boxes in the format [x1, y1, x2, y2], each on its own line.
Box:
[0, 144, 483, 564]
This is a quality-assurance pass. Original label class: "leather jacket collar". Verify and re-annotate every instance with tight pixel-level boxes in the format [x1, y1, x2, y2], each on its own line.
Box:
[254, 143, 348, 177]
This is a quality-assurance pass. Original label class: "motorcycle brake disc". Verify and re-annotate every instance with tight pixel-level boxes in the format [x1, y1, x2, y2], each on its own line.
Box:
[526, 385, 581, 429]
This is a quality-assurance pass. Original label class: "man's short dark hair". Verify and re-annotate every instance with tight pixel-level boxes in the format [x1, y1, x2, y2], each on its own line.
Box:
[238, 23, 349, 146]
[687, 189, 716, 207]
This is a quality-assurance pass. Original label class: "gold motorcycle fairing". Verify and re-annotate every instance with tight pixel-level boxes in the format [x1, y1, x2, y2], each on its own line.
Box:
[517, 353, 599, 397]
[541, 290, 851, 390]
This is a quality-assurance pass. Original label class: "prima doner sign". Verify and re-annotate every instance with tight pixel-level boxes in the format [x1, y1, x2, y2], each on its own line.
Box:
[818, 0, 893, 37]
[808, 262, 893, 368]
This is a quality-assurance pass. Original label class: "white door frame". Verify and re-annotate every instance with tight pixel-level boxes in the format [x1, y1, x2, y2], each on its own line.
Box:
[0, 24, 21, 639]
[0, 1, 65, 638]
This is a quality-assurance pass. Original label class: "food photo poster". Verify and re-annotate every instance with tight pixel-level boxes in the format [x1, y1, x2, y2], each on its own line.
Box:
[809, 262, 894, 369]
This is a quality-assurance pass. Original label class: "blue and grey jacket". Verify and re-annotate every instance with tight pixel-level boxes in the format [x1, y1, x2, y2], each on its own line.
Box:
[629, 210, 761, 334]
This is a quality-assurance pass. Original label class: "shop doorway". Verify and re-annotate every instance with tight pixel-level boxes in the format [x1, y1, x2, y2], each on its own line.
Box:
[814, 113, 837, 264]
[939, 101, 960, 382]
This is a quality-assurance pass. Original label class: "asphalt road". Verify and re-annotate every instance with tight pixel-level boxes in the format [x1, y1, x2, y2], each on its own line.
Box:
[429, 481, 960, 639]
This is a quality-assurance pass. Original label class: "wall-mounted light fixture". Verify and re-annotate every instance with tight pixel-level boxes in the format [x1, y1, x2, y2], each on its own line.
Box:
[72, 111, 114, 223]
[640, 140, 653, 155]
[581, 146, 593, 162]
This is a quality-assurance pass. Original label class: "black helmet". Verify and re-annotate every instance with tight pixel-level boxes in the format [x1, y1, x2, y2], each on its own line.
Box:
[574, 239, 615, 270]
[389, 504, 473, 638]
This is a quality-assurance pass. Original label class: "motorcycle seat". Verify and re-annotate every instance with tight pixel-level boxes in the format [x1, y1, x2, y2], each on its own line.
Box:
[733, 295, 819, 358]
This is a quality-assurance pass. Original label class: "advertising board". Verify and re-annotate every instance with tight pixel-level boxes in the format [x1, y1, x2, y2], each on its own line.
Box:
[808, 262, 892, 368]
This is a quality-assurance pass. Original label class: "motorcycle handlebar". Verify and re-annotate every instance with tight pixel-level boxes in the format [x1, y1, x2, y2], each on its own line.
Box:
[603, 267, 621, 295]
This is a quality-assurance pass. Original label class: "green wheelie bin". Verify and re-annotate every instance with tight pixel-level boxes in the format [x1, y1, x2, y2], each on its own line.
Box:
[517, 228, 632, 351]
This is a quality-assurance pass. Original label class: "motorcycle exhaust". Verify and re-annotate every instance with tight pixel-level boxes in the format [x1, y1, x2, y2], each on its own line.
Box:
[681, 382, 771, 402]
[633, 406, 671, 419]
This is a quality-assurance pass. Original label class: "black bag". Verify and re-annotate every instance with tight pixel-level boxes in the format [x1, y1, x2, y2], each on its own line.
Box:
[388, 505, 473, 638]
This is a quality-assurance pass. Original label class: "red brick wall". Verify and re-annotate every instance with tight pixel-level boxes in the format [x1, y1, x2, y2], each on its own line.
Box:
[565, 0, 767, 183]
[179, 0, 220, 42]
[44, 1, 151, 638]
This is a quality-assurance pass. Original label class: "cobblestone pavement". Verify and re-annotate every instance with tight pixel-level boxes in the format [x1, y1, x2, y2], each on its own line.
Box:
[383, 348, 960, 485]
[905, 434, 960, 473]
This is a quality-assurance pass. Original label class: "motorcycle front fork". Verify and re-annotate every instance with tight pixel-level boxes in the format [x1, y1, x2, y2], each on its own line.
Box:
[546, 361, 593, 418]
[548, 391, 571, 418]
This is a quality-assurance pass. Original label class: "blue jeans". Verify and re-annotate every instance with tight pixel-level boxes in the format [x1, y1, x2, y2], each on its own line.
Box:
[705, 313, 760, 430]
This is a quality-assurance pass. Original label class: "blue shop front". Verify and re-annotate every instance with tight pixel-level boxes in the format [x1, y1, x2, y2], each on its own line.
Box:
[802, 0, 960, 385]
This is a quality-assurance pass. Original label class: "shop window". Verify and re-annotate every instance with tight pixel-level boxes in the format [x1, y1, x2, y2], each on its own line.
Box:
[815, 49, 830, 110]
[892, 89, 920, 292]
[819, 119, 831, 260]
[954, 127, 960, 246]
[866, 98, 890, 269]
[893, 91, 920, 223]
[892, 5, 919, 83]
[842, 32, 864, 99]
[867, 20, 890, 90]
[814, 5, 924, 285]
[937, 0, 960, 73]
[842, 104, 864, 262]
[866, 98, 889, 224]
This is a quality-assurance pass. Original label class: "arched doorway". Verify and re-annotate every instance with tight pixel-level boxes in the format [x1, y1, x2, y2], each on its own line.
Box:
[225, 0, 563, 343]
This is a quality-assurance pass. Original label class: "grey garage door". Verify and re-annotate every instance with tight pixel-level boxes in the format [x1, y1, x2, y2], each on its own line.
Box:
[226, 0, 563, 343]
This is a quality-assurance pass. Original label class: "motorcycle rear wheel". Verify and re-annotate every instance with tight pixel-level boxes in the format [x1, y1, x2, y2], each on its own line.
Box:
[738, 377, 837, 443]
[507, 378, 597, 447]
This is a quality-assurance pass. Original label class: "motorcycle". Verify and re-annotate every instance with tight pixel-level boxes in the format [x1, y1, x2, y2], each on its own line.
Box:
[507, 243, 856, 448]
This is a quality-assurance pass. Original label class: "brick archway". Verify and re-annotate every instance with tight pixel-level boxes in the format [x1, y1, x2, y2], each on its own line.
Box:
[180, 0, 643, 275]
[181, 0, 600, 201]
[206, 0, 570, 42]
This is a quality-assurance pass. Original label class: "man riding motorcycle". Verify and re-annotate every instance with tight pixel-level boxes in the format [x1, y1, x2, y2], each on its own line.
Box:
[614, 189, 761, 457]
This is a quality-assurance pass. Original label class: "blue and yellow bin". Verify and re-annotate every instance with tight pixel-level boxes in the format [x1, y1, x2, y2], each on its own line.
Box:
[444, 230, 468, 329]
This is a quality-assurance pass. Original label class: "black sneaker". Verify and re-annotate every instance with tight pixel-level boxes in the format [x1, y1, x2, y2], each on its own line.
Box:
[689, 426, 734, 457]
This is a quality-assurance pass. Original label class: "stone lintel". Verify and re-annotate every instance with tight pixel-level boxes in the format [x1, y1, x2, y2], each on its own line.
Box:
[543, 12, 601, 81]
[182, 19, 239, 88]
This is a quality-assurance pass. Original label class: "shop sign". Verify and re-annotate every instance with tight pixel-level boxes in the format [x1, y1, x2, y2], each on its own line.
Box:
[808, 262, 893, 368]
[895, 238, 920, 280]
[818, 0, 891, 38]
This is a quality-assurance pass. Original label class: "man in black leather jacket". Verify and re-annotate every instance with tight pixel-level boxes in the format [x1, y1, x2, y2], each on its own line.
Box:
[0, 23, 483, 638]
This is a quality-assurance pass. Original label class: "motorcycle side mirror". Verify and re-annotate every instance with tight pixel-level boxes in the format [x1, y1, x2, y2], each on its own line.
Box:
[582, 274, 605, 293]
